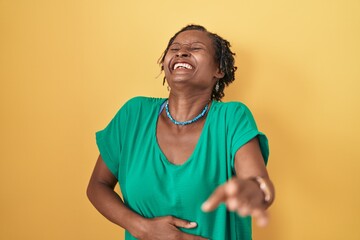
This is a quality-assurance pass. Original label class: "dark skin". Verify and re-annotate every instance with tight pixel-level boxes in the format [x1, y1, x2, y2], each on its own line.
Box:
[157, 30, 223, 165]
[87, 155, 206, 240]
[87, 30, 274, 239]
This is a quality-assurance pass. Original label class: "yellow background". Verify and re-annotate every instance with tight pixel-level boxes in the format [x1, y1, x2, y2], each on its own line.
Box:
[1, 0, 359, 239]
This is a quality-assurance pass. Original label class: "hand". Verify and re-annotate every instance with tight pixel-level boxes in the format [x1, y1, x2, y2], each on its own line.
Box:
[201, 178, 269, 227]
[138, 216, 207, 240]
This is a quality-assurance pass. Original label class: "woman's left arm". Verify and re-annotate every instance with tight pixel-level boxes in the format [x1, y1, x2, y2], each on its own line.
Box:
[202, 137, 275, 226]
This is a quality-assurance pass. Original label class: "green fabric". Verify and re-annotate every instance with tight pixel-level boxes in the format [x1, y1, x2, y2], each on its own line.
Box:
[96, 97, 269, 240]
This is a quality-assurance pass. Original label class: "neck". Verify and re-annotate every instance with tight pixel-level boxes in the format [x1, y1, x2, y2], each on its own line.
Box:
[167, 92, 211, 122]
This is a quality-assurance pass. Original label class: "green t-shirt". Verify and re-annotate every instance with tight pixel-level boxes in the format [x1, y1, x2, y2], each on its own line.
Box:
[96, 97, 269, 240]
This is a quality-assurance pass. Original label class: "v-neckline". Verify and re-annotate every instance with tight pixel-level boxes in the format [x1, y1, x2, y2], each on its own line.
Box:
[154, 99, 214, 168]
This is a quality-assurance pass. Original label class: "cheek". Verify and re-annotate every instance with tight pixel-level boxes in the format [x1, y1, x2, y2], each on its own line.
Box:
[198, 55, 218, 72]
[163, 54, 172, 72]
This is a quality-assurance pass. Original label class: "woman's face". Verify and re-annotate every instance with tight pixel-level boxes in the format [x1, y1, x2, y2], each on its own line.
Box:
[163, 30, 224, 90]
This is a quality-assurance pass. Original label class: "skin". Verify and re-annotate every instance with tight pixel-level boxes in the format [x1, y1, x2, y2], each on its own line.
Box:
[87, 30, 274, 239]
[157, 30, 224, 164]
[87, 155, 206, 240]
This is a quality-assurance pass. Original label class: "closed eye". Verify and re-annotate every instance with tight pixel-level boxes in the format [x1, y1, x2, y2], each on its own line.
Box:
[190, 43, 205, 51]
[169, 43, 181, 52]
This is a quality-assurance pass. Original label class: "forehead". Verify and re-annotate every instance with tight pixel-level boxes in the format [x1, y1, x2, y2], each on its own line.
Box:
[172, 30, 213, 46]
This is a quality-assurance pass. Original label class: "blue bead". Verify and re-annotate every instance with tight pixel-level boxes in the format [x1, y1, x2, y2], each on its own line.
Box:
[165, 100, 208, 126]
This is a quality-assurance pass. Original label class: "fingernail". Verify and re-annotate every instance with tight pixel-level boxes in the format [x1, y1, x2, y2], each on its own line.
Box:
[241, 207, 249, 215]
[201, 202, 209, 211]
[188, 222, 197, 227]
[227, 199, 238, 210]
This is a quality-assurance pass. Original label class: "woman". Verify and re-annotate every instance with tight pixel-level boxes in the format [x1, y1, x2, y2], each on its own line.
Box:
[87, 25, 275, 240]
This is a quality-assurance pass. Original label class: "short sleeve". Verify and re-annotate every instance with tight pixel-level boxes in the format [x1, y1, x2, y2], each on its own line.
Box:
[229, 103, 269, 169]
[96, 105, 128, 179]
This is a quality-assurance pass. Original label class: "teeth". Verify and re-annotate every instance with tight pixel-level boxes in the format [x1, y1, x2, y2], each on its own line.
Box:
[174, 63, 193, 70]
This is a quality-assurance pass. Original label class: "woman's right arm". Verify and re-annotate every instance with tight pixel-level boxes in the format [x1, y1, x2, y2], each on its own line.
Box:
[87, 155, 147, 237]
[87, 155, 206, 240]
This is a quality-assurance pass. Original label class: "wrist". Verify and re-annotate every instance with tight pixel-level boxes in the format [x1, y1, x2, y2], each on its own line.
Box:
[251, 176, 275, 207]
[125, 214, 149, 239]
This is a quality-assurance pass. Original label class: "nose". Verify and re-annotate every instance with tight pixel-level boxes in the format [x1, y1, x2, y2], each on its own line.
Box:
[176, 46, 190, 58]
[176, 51, 190, 57]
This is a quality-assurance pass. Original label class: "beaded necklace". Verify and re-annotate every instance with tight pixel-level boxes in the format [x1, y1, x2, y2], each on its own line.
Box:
[165, 100, 209, 126]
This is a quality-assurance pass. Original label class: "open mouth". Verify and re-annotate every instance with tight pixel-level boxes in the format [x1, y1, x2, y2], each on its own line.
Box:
[173, 62, 194, 70]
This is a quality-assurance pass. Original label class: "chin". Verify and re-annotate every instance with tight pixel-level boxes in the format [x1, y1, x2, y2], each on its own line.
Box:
[168, 76, 192, 83]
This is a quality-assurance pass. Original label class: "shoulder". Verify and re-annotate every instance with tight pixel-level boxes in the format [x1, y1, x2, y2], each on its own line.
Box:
[213, 100, 252, 114]
[122, 96, 166, 109]
[116, 96, 166, 119]
[212, 100, 257, 126]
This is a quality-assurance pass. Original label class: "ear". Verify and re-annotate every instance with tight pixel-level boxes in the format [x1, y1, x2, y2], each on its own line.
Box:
[214, 68, 225, 79]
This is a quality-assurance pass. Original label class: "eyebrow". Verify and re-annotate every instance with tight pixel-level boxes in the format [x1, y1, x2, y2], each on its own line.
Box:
[171, 41, 207, 46]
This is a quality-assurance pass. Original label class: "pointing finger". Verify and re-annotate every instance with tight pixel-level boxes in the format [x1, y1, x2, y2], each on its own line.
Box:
[202, 185, 226, 212]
